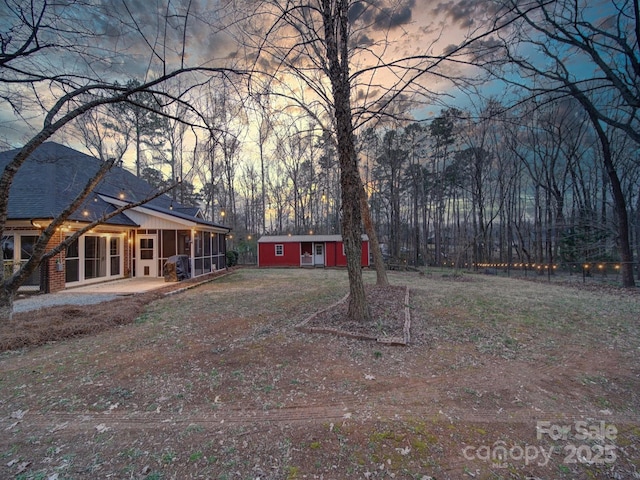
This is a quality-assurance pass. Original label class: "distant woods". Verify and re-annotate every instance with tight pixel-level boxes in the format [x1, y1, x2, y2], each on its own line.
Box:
[358, 101, 639, 279]
[132, 95, 639, 284]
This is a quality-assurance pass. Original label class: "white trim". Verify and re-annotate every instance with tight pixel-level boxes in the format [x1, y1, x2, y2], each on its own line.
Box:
[136, 234, 158, 278]
[259, 234, 369, 243]
[314, 242, 325, 266]
[102, 196, 227, 232]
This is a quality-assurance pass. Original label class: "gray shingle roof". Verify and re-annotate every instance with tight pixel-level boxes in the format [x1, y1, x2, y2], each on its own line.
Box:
[0, 142, 228, 230]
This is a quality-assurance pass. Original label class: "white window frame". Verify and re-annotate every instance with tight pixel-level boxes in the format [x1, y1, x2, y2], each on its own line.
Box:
[275, 244, 284, 256]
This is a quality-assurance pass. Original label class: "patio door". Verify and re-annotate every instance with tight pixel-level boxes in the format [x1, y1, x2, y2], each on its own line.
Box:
[137, 235, 157, 277]
[314, 243, 325, 266]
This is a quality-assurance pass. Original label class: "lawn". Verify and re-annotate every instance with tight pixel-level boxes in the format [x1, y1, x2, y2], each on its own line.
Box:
[0, 268, 638, 479]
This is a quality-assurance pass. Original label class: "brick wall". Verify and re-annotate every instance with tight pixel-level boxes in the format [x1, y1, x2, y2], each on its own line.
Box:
[124, 230, 132, 278]
[46, 230, 66, 293]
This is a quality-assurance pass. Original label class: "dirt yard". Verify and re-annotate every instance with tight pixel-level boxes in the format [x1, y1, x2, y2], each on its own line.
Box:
[0, 268, 638, 479]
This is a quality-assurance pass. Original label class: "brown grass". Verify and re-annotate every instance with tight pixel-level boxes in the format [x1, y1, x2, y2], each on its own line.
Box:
[0, 270, 231, 352]
[0, 267, 638, 480]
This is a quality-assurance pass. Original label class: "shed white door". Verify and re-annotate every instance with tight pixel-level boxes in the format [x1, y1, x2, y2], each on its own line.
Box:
[314, 243, 324, 266]
[137, 235, 157, 277]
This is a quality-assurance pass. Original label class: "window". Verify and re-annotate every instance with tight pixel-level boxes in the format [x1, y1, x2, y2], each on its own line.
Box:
[110, 237, 120, 275]
[275, 244, 284, 256]
[2, 235, 14, 279]
[85, 236, 107, 279]
[1, 235, 13, 260]
[65, 237, 80, 283]
[140, 238, 154, 260]
[20, 235, 38, 261]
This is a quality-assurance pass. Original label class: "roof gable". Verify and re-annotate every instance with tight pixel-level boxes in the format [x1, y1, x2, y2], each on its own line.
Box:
[0, 142, 228, 230]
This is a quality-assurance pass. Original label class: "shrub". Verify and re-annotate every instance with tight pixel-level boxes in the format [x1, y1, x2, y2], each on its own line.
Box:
[226, 250, 239, 267]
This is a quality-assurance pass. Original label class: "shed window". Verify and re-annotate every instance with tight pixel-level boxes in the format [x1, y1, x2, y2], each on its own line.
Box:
[275, 244, 284, 256]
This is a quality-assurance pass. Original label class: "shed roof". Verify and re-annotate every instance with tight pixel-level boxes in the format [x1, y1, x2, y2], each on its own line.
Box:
[258, 234, 368, 243]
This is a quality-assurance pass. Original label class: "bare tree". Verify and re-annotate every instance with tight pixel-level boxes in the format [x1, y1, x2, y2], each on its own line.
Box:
[484, 0, 639, 286]
[0, 0, 244, 319]
[252, 94, 274, 234]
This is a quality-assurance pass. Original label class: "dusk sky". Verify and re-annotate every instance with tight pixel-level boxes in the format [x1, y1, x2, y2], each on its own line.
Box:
[0, 0, 623, 172]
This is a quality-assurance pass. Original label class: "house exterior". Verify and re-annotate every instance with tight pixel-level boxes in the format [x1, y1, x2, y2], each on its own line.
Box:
[257, 234, 369, 268]
[1, 142, 230, 293]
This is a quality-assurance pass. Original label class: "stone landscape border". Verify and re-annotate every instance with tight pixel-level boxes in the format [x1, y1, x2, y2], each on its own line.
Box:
[295, 286, 411, 345]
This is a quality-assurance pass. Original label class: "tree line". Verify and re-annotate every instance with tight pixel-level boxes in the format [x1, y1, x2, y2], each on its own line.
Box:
[141, 91, 638, 285]
[1, 0, 638, 322]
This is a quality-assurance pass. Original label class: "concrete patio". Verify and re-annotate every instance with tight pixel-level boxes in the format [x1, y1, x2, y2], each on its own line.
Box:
[61, 277, 168, 295]
[14, 277, 169, 313]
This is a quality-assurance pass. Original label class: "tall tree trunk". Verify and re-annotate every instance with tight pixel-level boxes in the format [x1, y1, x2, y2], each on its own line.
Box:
[636, 192, 640, 280]
[534, 184, 543, 266]
[260, 143, 266, 234]
[360, 183, 388, 285]
[322, 0, 369, 321]
[413, 171, 420, 266]
[0, 284, 14, 322]
[574, 90, 636, 287]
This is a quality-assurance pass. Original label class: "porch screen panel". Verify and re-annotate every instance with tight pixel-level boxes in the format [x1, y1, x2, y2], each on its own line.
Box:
[194, 258, 204, 276]
[194, 232, 203, 257]
[162, 230, 176, 258]
[204, 234, 212, 255]
[65, 237, 79, 283]
[219, 235, 226, 268]
[177, 230, 190, 255]
[194, 232, 204, 275]
[211, 234, 219, 254]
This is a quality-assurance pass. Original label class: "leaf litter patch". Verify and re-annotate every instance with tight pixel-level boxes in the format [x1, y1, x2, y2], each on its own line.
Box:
[297, 284, 410, 345]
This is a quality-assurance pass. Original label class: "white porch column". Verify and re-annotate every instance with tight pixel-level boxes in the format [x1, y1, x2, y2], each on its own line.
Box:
[190, 229, 195, 277]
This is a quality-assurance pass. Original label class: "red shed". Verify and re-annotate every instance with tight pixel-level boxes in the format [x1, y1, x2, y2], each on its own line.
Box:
[258, 234, 370, 268]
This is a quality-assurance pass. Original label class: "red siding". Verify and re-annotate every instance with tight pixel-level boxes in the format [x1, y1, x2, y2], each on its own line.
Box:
[258, 242, 300, 267]
[333, 241, 368, 267]
[258, 239, 369, 268]
[362, 241, 370, 266]
[335, 242, 347, 267]
[326, 242, 336, 267]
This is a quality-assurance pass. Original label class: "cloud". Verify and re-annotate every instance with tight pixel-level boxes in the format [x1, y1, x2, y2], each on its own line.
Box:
[374, 0, 415, 30]
[350, 0, 416, 31]
[432, 0, 494, 29]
